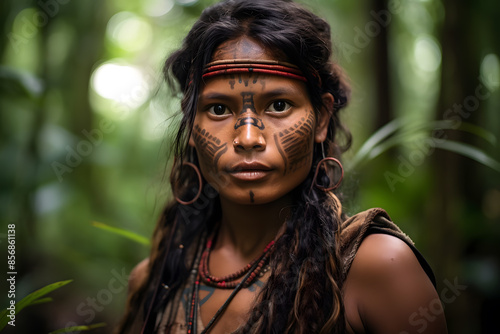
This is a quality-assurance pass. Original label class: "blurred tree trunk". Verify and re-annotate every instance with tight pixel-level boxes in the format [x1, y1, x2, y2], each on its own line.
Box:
[0, 1, 12, 58]
[372, 0, 392, 129]
[57, 1, 108, 214]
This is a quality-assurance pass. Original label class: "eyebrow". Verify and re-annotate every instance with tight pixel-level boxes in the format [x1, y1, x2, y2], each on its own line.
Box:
[259, 87, 301, 100]
[199, 92, 234, 101]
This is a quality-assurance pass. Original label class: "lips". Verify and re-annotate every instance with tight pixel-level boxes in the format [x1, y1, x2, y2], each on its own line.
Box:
[227, 162, 273, 181]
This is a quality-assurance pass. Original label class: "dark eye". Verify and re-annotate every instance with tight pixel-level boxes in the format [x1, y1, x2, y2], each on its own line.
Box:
[208, 104, 229, 116]
[267, 101, 291, 113]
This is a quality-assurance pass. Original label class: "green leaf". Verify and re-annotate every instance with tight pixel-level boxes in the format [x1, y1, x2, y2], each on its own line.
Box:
[29, 297, 53, 306]
[92, 221, 150, 246]
[433, 140, 500, 172]
[347, 118, 499, 171]
[347, 119, 404, 170]
[455, 122, 497, 145]
[0, 280, 73, 330]
[48, 322, 107, 334]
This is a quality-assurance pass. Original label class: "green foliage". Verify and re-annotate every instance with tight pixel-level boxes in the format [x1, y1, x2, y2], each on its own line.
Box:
[92, 221, 150, 246]
[348, 118, 500, 172]
[0, 280, 72, 331]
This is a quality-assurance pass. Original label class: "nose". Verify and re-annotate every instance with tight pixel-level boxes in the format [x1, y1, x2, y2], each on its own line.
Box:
[233, 117, 266, 151]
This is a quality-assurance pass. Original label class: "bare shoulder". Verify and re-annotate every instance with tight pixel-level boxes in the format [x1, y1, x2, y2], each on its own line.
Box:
[128, 258, 150, 293]
[343, 234, 448, 334]
[353, 233, 422, 275]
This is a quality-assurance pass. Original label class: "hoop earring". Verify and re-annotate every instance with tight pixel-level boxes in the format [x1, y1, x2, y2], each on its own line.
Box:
[312, 143, 344, 192]
[313, 157, 343, 192]
[174, 162, 203, 205]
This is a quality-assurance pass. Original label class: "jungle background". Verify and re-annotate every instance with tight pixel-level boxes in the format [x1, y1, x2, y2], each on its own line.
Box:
[1, 0, 499, 333]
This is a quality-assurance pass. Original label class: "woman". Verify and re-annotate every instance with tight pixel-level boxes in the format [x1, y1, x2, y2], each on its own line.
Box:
[116, 0, 447, 333]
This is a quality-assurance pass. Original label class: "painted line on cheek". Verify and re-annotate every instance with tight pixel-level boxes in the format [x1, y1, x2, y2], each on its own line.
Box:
[273, 112, 315, 175]
[283, 114, 315, 173]
[274, 134, 288, 176]
[193, 124, 228, 168]
[282, 136, 301, 146]
[214, 145, 228, 166]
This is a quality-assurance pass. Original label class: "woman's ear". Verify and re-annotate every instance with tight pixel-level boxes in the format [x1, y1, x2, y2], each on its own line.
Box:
[314, 93, 334, 143]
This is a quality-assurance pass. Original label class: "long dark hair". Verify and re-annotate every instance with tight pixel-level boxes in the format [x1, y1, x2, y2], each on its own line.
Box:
[116, 0, 351, 333]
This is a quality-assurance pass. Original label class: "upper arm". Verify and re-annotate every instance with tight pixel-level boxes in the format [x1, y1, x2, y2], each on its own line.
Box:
[343, 234, 448, 334]
[128, 258, 150, 294]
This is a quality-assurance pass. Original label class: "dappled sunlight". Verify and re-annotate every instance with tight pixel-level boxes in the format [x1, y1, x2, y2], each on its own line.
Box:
[90, 61, 151, 119]
[480, 53, 500, 92]
[106, 12, 153, 52]
[144, 0, 175, 17]
[413, 35, 442, 73]
[4, 8, 41, 71]
[141, 99, 172, 141]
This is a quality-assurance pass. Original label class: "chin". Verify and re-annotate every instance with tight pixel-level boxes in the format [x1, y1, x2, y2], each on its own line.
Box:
[220, 188, 292, 206]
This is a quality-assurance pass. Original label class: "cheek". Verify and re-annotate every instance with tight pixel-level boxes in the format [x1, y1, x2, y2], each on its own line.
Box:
[192, 124, 228, 173]
[273, 111, 315, 175]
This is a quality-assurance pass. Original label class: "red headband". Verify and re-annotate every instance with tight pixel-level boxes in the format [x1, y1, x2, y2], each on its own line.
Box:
[202, 59, 308, 82]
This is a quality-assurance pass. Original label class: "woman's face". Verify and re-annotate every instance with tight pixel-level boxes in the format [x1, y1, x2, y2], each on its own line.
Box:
[189, 37, 330, 205]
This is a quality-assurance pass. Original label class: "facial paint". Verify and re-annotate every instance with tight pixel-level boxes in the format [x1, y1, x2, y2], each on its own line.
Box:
[193, 124, 228, 169]
[234, 92, 265, 130]
[274, 111, 314, 175]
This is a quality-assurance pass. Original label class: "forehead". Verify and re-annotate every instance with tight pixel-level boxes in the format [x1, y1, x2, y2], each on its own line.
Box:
[202, 36, 307, 94]
[211, 36, 281, 62]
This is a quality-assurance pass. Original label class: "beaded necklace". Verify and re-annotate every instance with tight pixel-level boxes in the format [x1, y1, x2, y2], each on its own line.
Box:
[186, 234, 275, 334]
[199, 237, 274, 289]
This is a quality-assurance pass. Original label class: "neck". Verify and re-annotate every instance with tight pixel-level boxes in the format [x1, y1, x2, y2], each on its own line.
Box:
[215, 196, 291, 260]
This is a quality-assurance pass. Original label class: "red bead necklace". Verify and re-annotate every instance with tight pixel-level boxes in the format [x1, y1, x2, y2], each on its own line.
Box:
[199, 237, 275, 289]
[186, 235, 275, 334]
